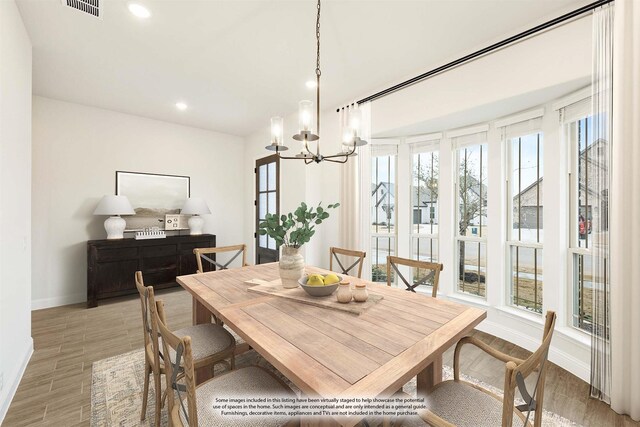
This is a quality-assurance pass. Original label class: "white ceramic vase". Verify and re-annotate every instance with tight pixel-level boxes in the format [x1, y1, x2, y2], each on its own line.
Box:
[279, 246, 304, 289]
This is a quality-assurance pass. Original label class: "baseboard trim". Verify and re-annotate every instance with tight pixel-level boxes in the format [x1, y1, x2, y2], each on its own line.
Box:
[476, 318, 591, 383]
[0, 338, 33, 424]
[31, 293, 85, 310]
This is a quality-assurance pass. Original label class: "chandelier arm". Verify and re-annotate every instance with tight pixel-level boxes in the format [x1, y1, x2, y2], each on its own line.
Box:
[323, 144, 356, 159]
[304, 139, 315, 157]
[324, 156, 350, 164]
[276, 152, 308, 160]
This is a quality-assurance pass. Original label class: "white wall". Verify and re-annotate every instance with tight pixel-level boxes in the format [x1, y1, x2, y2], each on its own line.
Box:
[0, 0, 33, 421]
[32, 97, 245, 309]
[372, 16, 592, 136]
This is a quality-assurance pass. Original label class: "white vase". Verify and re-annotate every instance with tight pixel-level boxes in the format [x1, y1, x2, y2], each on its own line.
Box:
[279, 246, 304, 289]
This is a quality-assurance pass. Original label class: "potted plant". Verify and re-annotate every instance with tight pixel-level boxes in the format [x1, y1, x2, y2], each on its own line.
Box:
[258, 202, 339, 288]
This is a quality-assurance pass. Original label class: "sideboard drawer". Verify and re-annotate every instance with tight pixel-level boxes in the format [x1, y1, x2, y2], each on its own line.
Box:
[141, 244, 177, 258]
[179, 241, 213, 253]
[142, 255, 177, 271]
[96, 247, 139, 262]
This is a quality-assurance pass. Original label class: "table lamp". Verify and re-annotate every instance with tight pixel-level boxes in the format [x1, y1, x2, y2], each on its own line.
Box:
[181, 197, 211, 235]
[93, 195, 135, 239]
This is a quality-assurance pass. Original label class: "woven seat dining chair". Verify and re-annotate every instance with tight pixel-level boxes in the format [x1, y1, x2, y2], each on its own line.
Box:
[152, 298, 298, 427]
[386, 256, 443, 297]
[135, 271, 236, 427]
[194, 244, 248, 274]
[329, 247, 366, 278]
[419, 311, 557, 427]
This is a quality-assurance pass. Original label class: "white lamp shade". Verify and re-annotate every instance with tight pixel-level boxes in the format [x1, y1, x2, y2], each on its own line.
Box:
[181, 197, 211, 215]
[93, 195, 135, 216]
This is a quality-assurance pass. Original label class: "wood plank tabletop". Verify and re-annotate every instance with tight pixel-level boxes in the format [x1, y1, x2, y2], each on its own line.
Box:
[177, 262, 486, 416]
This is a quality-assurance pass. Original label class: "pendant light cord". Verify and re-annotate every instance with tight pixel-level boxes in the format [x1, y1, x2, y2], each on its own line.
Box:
[315, 0, 321, 157]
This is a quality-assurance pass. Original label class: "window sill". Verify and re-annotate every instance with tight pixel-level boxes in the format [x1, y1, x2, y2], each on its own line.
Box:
[556, 325, 591, 347]
[446, 292, 490, 308]
[495, 305, 544, 325]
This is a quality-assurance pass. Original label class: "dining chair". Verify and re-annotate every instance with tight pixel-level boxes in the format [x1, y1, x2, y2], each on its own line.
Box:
[152, 298, 297, 427]
[194, 244, 248, 273]
[329, 246, 366, 278]
[135, 271, 236, 426]
[419, 311, 557, 427]
[386, 256, 443, 297]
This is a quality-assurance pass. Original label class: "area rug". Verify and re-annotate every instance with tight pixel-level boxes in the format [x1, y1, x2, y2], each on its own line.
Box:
[91, 349, 582, 427]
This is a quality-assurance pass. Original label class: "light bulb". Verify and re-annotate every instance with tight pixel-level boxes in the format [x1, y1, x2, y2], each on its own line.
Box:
[298, 100, 313, 133]
[270, 116, 283, 145]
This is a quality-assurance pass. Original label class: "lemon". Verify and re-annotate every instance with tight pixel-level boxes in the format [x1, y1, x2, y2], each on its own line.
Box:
[307, 274, 325, 286]
[323, 273, 340, 285]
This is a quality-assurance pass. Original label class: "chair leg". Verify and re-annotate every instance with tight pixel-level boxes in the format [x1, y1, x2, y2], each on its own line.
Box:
[231, 353, 236, 370]
[141, 359, 151, 421]
[153, 370, 162, 427]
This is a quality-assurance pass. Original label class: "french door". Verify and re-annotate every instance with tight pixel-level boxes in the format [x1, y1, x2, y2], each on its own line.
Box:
[255, 155, 280, 264]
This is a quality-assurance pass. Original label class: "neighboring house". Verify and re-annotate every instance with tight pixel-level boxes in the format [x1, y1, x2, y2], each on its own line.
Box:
[372, 182, 395, 226]
[412, 185, 438, 226]
[514, 138, 609, 231]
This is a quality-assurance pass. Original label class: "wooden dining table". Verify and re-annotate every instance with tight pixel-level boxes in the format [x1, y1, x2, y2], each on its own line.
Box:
[176, 262, 486, 427]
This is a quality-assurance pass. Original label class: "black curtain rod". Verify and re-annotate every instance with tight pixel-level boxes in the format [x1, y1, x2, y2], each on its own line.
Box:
[337, 0, 613, 112]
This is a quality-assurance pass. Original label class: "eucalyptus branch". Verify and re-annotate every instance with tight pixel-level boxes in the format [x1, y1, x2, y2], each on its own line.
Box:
[258, 201, 340, 249]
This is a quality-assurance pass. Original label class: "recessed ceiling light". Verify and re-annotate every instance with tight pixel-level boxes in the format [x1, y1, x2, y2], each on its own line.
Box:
[306, 80, 317, 89]
[128, 3, 151, 19]
[175, 102, 188, 111]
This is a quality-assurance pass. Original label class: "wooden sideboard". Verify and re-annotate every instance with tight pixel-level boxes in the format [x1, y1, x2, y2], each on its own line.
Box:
[87, 234, 216, 308]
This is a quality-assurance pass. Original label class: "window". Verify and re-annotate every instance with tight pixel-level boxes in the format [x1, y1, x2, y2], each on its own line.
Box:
[507, 132, 544, 313]
[568, 115, 608, 332]
[411, 144, 439, 293]
[455, 133, 488, 298]
[370, 145, 397, 282]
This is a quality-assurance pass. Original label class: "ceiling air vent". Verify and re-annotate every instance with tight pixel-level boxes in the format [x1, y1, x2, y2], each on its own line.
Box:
[61, 0, 101, 19]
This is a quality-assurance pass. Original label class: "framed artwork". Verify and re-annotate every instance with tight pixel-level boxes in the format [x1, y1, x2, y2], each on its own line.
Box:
[116, 171, 190, 231]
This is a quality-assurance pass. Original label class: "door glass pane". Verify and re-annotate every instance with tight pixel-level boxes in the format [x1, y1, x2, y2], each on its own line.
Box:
[268, 192, 276, 215]
[259, 165, 267, 192]
[510, 246, 543, 313]
[267, 162, 276, 191]
[457, 241, 486, 297]
[267, 236, 276, 249]
[259, 234, 267, 248]
[259, 193, 267, 219]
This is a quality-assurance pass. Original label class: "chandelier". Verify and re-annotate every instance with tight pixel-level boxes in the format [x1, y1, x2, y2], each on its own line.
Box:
[265, 0, 367, 164]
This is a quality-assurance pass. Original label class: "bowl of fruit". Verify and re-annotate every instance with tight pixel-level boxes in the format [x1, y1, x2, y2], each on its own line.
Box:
[298, 273, 342, 297]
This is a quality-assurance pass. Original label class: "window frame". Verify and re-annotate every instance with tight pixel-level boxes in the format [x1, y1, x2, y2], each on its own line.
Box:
[505, 131, 544, 314]
[410, 143, 440, 263]
[370, 146, 398, 283]
[454, 139, 488, 299]
[566, 114, 598, 333]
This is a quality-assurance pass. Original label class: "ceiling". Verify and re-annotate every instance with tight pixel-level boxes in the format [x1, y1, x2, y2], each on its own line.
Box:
[16, 0, 591, 137]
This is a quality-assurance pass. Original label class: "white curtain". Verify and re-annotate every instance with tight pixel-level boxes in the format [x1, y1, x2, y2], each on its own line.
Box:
[339, 102, 371, 255]
[589, 4, 613, 404]
[610, 0, 640, 420]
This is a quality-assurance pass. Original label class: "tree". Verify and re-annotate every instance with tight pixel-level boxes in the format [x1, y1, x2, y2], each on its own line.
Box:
[457, 152, 486, 283]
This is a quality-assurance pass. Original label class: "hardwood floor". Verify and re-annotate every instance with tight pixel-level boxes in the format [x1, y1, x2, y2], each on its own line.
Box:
[3, 287, 638, 426]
